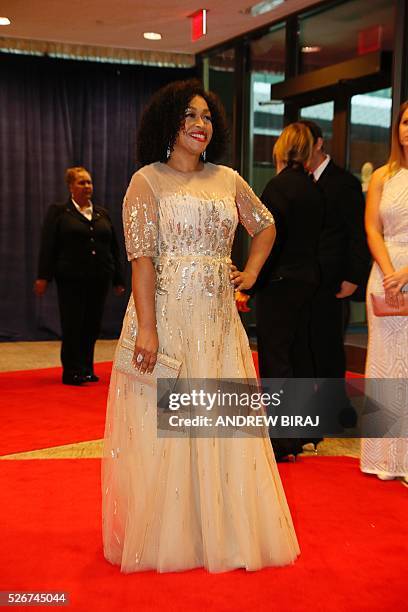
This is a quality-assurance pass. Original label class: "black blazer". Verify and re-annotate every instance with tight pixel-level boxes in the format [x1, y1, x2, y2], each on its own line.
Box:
[38, 199, 124, 285]
[254, 165, 325, 290]
[316, 160, 370, 288]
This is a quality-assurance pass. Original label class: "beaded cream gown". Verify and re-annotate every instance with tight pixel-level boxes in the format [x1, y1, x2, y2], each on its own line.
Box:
[102, 162, 300, 573]
[361, 168, 408, 478]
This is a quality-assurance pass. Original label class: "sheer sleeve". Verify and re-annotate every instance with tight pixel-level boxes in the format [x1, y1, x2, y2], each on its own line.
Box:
[235, 172, 275, 237]
[122, 172, 159, 261]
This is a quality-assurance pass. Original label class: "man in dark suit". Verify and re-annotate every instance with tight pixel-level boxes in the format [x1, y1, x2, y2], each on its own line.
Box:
[34, 167, 125, 385]
[300, 121, 370, 384]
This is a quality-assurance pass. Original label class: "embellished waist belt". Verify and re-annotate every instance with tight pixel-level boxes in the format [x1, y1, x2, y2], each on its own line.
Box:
[155, 254, 232, 263]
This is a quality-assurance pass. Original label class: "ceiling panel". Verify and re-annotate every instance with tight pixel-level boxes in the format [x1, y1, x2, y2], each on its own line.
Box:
[0, 0, 319, 55]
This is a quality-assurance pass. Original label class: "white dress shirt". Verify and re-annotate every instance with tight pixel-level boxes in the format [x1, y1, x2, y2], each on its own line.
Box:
[313, 154, 331, 182]
[72, 198, 93, 221]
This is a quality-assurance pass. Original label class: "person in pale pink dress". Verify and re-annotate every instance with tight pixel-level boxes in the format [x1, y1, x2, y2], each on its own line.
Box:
[361, 101, 408, 482]
[102, 79, 300, 573]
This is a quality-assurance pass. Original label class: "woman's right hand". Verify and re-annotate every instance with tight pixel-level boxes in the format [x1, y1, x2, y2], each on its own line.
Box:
[133, 326, 159, 374]
[33, 279, 48, 296]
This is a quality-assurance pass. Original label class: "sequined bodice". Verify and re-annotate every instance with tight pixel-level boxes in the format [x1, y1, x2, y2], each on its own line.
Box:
[139, 162, 272, 262]
[157, 195, 236, 258]
[153, 165, 239, 258]
[123, 162, 272, 262]
[121, 162, 273, 306]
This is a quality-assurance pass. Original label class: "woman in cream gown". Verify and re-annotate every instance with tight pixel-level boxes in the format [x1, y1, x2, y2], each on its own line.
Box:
[361, 101, 408, 481]
[102, 80, 300, 573]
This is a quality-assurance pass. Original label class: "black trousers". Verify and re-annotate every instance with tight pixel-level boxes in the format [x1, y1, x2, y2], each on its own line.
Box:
[56, 278, 110, 377]
[255, 278, 317, 379]
[310, 284, 346, 378]
[255, 278, 318, 459]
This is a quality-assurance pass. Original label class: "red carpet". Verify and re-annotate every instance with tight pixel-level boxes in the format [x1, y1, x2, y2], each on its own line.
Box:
[0, 363, 112, 455]
[0, 456, 406, 611]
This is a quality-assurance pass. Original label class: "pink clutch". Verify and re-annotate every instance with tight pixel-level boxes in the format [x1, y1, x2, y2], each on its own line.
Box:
[370, 293, 408, 316]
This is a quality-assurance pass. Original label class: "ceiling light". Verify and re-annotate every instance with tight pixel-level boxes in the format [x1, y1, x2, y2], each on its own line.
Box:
[0, 17, 11, 25]
[242, 0, 285, 17]
[301, 46, 322, 53]
[143, 32, 162, 41]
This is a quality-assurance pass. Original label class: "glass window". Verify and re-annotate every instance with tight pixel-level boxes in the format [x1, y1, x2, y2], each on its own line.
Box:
[249, 24, 286, 194]
[299, 0, 396, 74]
[250, 26, 286, 79]
[208, 48, 235, 165]
[349, 88, 392, 180]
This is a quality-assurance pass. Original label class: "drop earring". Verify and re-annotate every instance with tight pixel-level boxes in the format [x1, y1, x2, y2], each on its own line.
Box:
[166, 144, 171, 160]
[201, 150, 206, 162]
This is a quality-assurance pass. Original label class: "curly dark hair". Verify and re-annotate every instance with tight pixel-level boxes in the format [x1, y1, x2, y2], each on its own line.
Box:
[136, 79, 229, 166]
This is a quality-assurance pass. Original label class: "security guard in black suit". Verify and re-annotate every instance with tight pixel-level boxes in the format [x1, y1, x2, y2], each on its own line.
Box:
[34, 167, 125, 385]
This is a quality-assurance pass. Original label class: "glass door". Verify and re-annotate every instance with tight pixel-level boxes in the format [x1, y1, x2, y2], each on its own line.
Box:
[248, 24, 286, 194]
[349, 87, 392, 183]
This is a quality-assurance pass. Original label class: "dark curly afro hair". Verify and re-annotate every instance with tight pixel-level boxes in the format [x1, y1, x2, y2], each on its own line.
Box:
[136, 79, 229, 166]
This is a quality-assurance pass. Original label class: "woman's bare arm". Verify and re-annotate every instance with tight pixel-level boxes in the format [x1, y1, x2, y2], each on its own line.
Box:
[132, 257, 158, 374]
[365, 167, 393, 276]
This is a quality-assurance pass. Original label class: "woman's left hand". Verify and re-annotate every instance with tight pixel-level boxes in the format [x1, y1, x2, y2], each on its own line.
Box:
[383, 268, 408, 296]
[230, 264, 257, 291]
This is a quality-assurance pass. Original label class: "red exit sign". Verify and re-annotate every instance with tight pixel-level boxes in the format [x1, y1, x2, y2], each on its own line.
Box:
[190, 9, 207, 41]
[358, 25, 383, 55]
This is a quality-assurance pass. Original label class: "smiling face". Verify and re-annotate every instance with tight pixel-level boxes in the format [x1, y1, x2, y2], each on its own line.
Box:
[399, 108, 408, 149]
[174, 95, 213, 158]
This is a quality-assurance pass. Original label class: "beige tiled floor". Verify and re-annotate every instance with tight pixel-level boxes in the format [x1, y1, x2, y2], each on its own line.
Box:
[0, 439, 104, 460]
[0, 339, 117, 372]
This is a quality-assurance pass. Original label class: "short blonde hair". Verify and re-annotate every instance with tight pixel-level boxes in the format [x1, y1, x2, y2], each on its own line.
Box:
[273, 123, 313, 168]
[65, 166, 90, 187]
[387, 101, 408, 177]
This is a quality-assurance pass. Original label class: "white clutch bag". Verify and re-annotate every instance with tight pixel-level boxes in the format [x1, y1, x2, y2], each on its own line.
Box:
[115, 337, 182, 386]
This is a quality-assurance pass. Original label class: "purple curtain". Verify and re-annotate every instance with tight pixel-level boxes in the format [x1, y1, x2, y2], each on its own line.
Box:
[0, 54, 194, 340]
